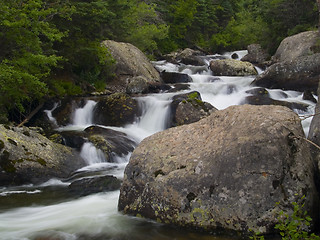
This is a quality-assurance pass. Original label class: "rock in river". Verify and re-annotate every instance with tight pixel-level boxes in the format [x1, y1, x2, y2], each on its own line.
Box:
[209, 59, 258, 76]
[118, 105, 318, 235]
[0, 125, 85, 186]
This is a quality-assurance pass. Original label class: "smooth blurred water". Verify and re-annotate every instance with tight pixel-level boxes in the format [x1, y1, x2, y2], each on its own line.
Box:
[0, 50, 316, 240]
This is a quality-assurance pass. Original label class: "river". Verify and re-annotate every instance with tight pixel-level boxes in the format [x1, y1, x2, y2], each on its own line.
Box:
[0, 51, 316, 240]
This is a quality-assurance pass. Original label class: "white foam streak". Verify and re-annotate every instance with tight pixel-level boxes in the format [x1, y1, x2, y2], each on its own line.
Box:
[0, 190, 41, 197]
[40, 179, 70, 187]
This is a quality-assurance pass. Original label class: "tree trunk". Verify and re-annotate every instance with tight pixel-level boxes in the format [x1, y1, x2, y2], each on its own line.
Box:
[17, 102, 44, 128]
[318, 0, 320, 34]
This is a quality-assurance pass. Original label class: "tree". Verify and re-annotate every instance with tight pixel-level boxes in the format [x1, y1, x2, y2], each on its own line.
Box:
[0, 0, 70, 119]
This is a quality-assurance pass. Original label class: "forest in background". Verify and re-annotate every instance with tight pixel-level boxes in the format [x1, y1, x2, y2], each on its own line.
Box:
[0, 0, 318, 123]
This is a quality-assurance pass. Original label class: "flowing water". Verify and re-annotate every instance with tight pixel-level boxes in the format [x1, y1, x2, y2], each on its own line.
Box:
[0, 51, 316, 240]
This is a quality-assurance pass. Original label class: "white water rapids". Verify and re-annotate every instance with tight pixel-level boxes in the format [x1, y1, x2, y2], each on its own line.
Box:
[0, 51, 316, 240]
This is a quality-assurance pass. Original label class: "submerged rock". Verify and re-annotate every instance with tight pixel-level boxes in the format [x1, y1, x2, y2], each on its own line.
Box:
[242, 88, 309, 112]
[68, 175, 121, 196]
[210, 59, 258, 76]
[0, 125, 85, 186]
[118, 105, 318, 235]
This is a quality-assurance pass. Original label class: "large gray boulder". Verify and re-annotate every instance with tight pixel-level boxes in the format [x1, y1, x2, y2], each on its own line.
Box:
[0, 125, 85, 186]
[252, 53, 320, 92]
[252, 31, 320, 92]
[210, 59, 258, 76]
[102, 40, 161, 92]
[118, 105, 318, 235]
[272, 31, 320, 63]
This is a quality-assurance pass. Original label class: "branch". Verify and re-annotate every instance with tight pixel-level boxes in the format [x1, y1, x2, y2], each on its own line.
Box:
[17, 102, 44, 128]
[292, 135, 320, 151]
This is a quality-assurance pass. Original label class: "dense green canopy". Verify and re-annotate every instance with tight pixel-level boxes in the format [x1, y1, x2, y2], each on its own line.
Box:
[0, 0, 318, 122]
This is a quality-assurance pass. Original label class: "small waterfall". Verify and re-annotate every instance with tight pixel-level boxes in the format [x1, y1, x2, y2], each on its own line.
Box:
[2, 51, 317, 240]
[80, 142, 106, 165]
[72, 100, 97, 126]
[44, 102, 59, 126]
[137, 95, 171, 133]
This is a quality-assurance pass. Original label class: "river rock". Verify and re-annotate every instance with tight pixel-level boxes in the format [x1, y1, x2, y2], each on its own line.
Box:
[102, 40, 161, 92]
[164, 48, 206, 66]
[242, 88, 309, 112]
[126, 76, 149, 94]
[68, 175, 121, 196]
[308, 81, 320, 189]
[118, 105, 318, 235]
[38, 98, 90, 127]
[170, 91, 216, 126]
[241, 44, 270, 66]
[57, 131, 86, 150]
[0, 125, 85, 186]
[84, 126, 136, 160]
[252, 53, 320, 92]
[209, 59, 258, 76]
[272, 31, 320, 63]
[161, 71, 193, 84]
[148, 82, 172, 93]
[93, 93, 141, 127]
[303, 90, 317, 103]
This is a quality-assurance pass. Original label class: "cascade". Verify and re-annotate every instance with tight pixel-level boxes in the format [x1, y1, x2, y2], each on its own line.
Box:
[44, 102, 59, 126]
[72, 100, 97, 127]
[0, 50, 316, 240]
[80, 142, 106, 165]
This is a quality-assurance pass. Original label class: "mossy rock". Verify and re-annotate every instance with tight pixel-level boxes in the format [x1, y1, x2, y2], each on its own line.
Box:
[170, 91, 217, 127]
[0, 124, 86, 186]
[84, 126, 136, 161]
[93, 93, 141, 126]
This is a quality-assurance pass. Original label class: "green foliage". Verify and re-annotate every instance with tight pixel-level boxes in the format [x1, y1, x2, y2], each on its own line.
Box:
[123, 2, 169, 56]
[242, 0, 318, 53]
[275, 196, 320, 240]
[249, 230, 265, 240]
[0, 0, 67, 115]
[0, 0, 318, 122]
[209, 5, 268, 52]
[48, 79, 82, 97]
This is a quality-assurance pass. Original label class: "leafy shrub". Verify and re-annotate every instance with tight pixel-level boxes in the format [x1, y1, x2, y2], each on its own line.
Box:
[275, 196, 320, 240]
